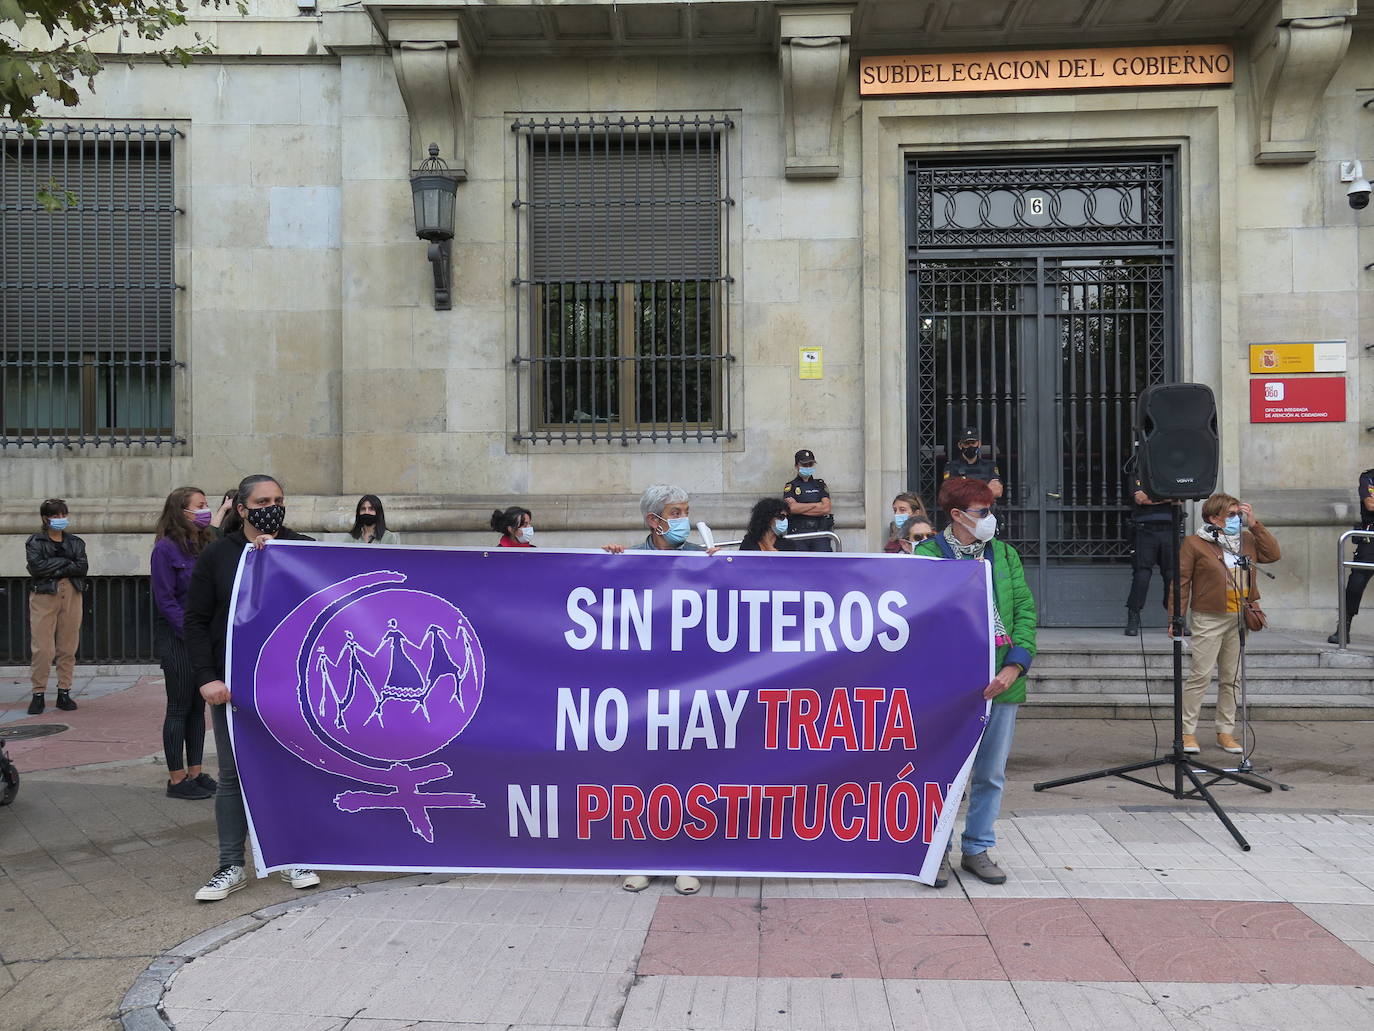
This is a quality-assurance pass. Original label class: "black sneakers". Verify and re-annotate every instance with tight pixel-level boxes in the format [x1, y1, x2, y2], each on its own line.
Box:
[27, 693, 44, 715]
[167, 778, 213, 800]
[55, 689, 78, 711]
[194, 772, 219, 793]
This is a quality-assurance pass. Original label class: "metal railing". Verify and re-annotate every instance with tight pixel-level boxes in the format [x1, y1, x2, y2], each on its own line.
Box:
[711, 531, 843, 552]
[1335, 529, 1374, 649]
[1, 576, 157, 664]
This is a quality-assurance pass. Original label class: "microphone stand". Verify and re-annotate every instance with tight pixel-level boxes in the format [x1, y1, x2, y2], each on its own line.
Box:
[1034, 504, 1273, 851]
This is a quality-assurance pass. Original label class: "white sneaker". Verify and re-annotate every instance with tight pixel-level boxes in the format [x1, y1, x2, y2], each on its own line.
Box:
[195, 865, 247, 902]
[279, 867, 320, 889]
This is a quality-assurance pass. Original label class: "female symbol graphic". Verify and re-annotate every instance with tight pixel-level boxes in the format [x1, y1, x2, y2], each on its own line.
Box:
[249, 569, 486, 842]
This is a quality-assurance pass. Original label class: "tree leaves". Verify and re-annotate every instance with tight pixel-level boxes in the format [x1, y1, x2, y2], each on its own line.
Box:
[1, 1, 241, 131]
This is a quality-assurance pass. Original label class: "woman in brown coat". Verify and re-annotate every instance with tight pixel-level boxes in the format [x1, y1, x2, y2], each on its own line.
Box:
[1169, 493, 1280, 755]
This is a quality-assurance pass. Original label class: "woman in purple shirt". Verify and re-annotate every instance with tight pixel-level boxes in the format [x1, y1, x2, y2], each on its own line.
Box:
[152, 487, 217, 800]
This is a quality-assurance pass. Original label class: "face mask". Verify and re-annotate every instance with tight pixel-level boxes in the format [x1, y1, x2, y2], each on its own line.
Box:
[358, 513, 378, 527]
[893, 512, 910, 528]
[192, 508, 214, 527]
[961, 446, 979, 462]
[773, 518, 789, 536]
[48, 517, 69, 531]
[659, 516, 691, 545]
[962, 511, 997, 542]
[1224, 514, 1242, 535]
[798, 467, 815, 479]
[244, 504, 285, 536]
[519, 526, 535, 543]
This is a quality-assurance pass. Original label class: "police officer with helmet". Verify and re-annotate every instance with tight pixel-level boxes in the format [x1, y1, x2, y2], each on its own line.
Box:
[783, 448, 834, 552]
[944, 425, 1004, 499]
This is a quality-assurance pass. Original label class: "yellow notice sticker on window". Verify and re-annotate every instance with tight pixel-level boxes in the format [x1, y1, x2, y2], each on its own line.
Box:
[799, 347, 823, 379]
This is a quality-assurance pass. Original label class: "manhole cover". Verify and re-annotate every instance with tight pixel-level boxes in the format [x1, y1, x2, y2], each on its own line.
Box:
[0, 723, 68, 742]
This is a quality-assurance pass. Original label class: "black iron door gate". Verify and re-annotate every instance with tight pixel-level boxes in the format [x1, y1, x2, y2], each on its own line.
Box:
[906, 155, 1176, 626]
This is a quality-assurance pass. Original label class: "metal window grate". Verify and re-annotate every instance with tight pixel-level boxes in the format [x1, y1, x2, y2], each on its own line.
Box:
[1, 124, 183, 448]
[912, 156, 1172, 249]
[1, 576, 158, 665]
[511, 113, 735, 445]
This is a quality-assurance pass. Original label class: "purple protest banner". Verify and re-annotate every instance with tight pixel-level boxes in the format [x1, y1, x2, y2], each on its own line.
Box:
[226, 542, 993, 884]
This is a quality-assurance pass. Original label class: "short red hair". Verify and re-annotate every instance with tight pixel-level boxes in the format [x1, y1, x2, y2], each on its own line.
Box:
[937, 476, 995, 515]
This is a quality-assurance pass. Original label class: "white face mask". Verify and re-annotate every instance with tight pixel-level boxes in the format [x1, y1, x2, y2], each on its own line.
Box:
[961, 511, 997, 542]
[519, 526, 535, 543]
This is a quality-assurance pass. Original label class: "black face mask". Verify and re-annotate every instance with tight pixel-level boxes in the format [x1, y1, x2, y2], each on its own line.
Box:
[960, 446, 979, 462]
[358, 513, 378, 527]
[244, 504, 285, 535]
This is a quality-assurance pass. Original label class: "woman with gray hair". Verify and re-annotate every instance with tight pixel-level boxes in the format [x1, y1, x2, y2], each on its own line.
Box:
[603, 484, 707, 554]
[604, 484, 704, 894]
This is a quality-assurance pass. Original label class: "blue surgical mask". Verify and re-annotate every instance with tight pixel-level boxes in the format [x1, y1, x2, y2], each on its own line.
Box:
[1224, 514, 1242, 535]
[661, 517, 691, 545]
[893, 512, 910, 528]
[773, 518, 789, 536]
[799, 466, 816, 479]
[48, 517, 69, 531]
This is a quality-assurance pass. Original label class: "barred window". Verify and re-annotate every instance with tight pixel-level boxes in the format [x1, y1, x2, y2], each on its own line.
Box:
[512, 114, 735, 444]
[1, 125, 181, 448]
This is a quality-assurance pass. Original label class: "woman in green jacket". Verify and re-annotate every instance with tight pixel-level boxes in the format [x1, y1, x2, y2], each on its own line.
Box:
[914, 476, 1037, 888]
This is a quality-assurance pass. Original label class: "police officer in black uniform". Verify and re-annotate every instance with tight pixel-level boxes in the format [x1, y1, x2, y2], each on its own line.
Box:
[783, 448, 833, 552]
[1124, 465, 1176, 636]
[1330, 467, 1374, 643]
[943, 426, 1004, 499]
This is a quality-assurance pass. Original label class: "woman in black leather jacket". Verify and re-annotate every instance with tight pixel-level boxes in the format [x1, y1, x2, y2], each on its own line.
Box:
[25, 499, 88, 715]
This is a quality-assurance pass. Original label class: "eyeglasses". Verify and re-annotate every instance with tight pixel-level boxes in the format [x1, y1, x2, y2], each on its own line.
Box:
[964, 507, 993, 518]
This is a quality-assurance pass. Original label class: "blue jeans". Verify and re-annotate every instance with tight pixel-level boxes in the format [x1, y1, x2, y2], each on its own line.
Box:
[210, 702, 249, 868]
[961, 702, 1018, 856]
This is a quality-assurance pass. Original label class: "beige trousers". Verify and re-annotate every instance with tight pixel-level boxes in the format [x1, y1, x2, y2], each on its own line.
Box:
[1182, 610, 1240, 736]
[30, 579, 84, 693]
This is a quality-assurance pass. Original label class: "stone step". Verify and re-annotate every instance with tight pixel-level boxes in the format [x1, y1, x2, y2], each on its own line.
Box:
[1022, 693, 1374, 720]
[1030, 666, 1374, 696]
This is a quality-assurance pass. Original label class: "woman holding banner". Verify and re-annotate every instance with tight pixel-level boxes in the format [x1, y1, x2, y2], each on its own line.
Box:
[913, 477, 1037, 887]
[606, 484, 704, 895]
[185, 474, 323, 903]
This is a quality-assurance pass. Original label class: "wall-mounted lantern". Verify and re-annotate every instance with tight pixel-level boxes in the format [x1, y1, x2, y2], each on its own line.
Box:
[410, 143, 459, 310]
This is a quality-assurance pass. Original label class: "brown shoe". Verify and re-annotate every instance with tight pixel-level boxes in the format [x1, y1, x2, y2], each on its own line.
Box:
[1181, 734, 1200, 754]
[1216, 733, 1243, 754]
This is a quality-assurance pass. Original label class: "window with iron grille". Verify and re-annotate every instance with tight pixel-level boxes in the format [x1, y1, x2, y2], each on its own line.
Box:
[1, 125, 182, 448]
[511, 114, 735, 444]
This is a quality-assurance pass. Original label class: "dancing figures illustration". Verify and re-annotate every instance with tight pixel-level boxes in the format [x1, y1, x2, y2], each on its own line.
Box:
[253, 569, 488, 845]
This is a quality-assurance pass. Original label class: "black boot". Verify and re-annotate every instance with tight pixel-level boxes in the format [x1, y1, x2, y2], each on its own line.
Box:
[1328, 617, 1354, 645]
[27, 693, 45, 715]
[55, 689, 77, 711]
[1124, 610, 1141, 636]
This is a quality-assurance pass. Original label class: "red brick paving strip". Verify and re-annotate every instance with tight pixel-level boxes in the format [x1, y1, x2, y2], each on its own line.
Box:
[637, 895, 1374, 984]
[2, 675, 166, 772]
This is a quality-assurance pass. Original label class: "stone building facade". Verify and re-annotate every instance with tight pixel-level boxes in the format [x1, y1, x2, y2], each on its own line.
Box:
[1, 0, 1371, 633]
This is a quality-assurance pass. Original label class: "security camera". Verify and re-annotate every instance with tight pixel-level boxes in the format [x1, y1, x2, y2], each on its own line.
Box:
[1341, 161, 1371, 209]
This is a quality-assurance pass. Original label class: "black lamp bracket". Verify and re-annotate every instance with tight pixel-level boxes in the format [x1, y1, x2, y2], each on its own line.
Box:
[428, 238, 452, 311]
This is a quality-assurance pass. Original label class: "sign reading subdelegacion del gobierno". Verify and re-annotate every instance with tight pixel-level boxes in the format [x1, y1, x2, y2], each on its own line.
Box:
[859, 44, 1234, 97]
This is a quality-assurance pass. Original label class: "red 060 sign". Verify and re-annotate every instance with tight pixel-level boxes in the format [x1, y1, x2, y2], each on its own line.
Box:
[1249, 377, 1346, 423]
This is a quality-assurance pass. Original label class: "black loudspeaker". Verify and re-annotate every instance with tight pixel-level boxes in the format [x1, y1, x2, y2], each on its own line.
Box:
[1134, 382, 1219, 500]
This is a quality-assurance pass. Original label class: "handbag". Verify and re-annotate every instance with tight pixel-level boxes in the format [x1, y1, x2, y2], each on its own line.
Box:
[1242, 600, 1268, 632]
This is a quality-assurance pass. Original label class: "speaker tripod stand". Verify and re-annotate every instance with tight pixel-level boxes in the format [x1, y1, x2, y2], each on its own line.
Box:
[1034, 505, 1272, 851]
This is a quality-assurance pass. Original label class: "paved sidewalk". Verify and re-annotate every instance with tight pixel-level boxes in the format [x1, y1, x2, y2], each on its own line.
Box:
[157, 808, 1374, 1031]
